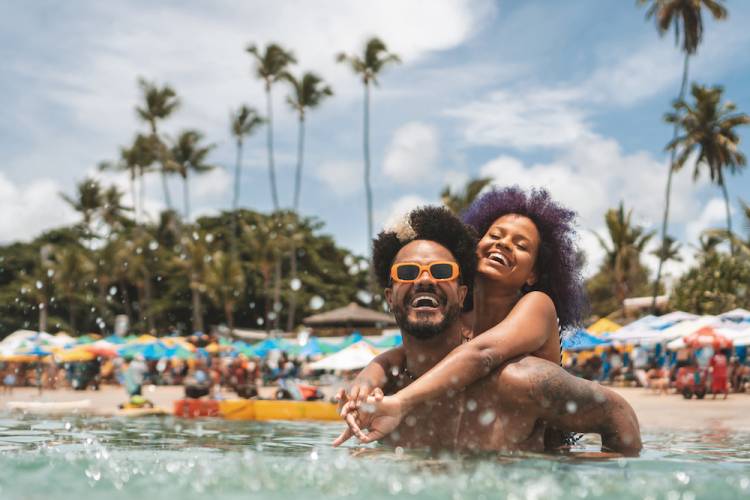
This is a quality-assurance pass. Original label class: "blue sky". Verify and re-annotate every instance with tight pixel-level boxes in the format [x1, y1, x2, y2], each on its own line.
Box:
[2, 0, 749, 285]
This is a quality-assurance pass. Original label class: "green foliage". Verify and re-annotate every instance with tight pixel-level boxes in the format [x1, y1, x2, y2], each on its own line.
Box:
[671, 251, 750, 315]
[638, 0, 727, 55]
[441, 177, 492, 216]
[0, 209, 369, 338]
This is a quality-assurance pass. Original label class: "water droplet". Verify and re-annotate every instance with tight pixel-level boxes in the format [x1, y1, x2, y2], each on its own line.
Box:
[290, 278, 301, 291]
[35, 280, 43, 289]
[256, 318, 264, 326]
[309, 296, 325, 310]
[466, 399, 477, 411]
[309, 449, 319, 460]
[344, 255, 354, 267]
[109, 286, 117, 296]
[205, 233, 214, 243]
[566, 401, 578, 414]
[479, 409, 496, 426]
[148, 240, 159, 251]
[356, 290, 372, 304]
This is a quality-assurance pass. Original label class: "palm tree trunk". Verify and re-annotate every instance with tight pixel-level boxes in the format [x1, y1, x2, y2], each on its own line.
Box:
[363, 82, 376, 294]
[68, 301, 76, 335]
[225, 302, 235, 332]
[183, 176, 190, 220]
[231, 139, 243, 258]
[265, 83, 280, 211]
[120, 279, 134, 325]
[651, 53, 690, 311]
[286, 116, 305, 332]
[272, 257, 282, 331]
[161, 170, 173, 212]
[262, 268, 271, 333]
[293, 116, 305, 211]
[191, 280, 204, 333]
[39, 300, 48, 333]
[142, 269, 155, 333]
[130, 173, 138, 224]
[720, 179, 734, 255]
[139, 171, 146, 222]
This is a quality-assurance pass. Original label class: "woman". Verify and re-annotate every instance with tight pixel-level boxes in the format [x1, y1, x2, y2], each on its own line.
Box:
[335, 186, 587, 446]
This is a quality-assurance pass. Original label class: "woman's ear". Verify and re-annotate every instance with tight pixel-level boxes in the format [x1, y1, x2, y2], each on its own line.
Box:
[525, 270, 537, 287]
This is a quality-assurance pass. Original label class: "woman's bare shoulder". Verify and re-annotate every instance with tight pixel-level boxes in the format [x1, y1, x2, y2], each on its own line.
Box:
[512, 291, 557, 319]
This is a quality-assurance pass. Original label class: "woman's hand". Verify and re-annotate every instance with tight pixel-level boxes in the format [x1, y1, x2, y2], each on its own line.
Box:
[332, 386, 385, 447]
[335, 394, 406, 445]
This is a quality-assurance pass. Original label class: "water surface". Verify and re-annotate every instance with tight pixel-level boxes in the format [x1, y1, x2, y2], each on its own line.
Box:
[0, 413, 748, 499]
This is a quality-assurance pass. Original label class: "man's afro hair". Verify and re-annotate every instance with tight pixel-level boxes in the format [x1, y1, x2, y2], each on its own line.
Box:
[372, 206, 478, 291]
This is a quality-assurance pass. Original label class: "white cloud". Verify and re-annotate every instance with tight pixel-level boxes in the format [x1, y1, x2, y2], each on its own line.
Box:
[382, 122, 439, 185]
[316, 160, 362, 197]
[685, 198, 728, 243]
[191, 167, 233, 200]
[446, 88, 592, 150]
[0, 173, 78, 243]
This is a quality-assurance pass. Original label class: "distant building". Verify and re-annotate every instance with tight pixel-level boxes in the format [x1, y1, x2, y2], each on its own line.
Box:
[623, 295, 669, 317]
[303, 302, 397, 337]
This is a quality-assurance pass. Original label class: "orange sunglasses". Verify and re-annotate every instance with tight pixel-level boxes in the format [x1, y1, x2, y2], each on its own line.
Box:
[390, 261, 460, 283]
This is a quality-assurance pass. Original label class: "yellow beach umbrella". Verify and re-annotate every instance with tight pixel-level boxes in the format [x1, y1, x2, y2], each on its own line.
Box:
[587, 318, 622, 336]
[135, 334, 158, 344]
[0, 354, 42, 363]
[55, 348, 96, 363]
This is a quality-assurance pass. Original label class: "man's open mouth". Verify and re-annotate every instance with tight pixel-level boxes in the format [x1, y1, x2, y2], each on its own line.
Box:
[408, 293, 441, 310]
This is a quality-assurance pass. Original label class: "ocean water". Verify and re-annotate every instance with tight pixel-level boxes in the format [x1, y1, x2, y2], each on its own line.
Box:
[0, 413, 748, 499]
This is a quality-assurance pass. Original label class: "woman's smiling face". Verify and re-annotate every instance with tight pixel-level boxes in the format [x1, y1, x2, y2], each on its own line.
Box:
[476, 214, 541, 290]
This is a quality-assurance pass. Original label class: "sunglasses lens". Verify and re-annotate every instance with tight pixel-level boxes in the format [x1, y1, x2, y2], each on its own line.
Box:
[430, 263, 455, 280]
[396, 264, 420, 281]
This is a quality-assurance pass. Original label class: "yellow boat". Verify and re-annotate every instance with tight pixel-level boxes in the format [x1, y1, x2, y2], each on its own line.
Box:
[174, 398, 340, 421]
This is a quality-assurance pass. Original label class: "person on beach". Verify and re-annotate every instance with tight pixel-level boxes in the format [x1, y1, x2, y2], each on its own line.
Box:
[334, 205, 641, 455]
[338, 187, 587, 448]
[709, 349, 729, 399]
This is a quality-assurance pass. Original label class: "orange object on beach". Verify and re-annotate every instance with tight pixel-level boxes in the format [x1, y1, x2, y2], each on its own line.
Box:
[684, 327, 733, 350]
[173, 399, 220, 418]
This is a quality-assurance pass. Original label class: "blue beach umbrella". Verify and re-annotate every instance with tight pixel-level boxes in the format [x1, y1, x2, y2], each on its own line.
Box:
[562, 330, 610, 352]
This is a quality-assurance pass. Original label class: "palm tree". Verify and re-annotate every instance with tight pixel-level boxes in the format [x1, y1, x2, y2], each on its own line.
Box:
[441, 177, 493, 215]
[205, 250, 245, 332]
[246, 43, 296, 211]
[638, 0, 728, 308]
[281, 71, 333, 330]
[175, 229, 210, 333]
[100, 134, 157, 224]
[52, 245, 93, 334]
[337, 37, 400, 290]
[60, 177, 104, 246]
[594, 203, 655, 306]
[650, 235, 682, 263]
[282, 71, 334, 211]
[170, 130, 216, 220]
[229, 105, 265, 254]
[136, 77, 181, 212]
[665, 83, 750, 253]
[241, 218, 279, 333]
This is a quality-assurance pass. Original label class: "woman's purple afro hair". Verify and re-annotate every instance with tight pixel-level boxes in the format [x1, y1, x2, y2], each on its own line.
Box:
[461, 186, 587, 329]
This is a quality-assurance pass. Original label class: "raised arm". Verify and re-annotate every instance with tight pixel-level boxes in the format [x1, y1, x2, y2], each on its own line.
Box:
[341, 346, 405, 403]
[513, 357, 642, 456]
[395, 291, 557, 413]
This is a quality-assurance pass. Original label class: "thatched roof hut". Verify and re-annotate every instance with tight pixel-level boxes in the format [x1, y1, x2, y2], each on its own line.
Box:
[303, 302, 397, 336]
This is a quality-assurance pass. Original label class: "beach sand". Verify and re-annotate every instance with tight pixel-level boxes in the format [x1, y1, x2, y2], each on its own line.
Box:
[1, 385, 748, 431]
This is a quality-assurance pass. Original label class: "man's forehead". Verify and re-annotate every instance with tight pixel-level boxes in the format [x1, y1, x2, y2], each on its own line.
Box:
[394, 239, 457, 263]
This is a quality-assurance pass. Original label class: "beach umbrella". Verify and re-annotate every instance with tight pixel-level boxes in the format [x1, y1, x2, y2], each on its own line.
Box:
[55, 348, 96, 363]
[308, 341, 379, 371]
[719, 308, 750, 323]
[368, 334, 403, 349]
[134, 334, 158, 344]
[562, 330, 611, 352]
[587, 318, 622, 336]
[84, 340, 120, 357]
[684, 327, 733, 350]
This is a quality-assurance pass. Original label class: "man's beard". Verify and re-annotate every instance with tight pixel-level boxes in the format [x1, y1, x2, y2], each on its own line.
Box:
[392, 285, 462, 340]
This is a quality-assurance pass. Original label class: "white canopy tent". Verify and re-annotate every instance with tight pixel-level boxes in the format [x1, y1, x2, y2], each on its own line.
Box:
[308, 341, 380, 371]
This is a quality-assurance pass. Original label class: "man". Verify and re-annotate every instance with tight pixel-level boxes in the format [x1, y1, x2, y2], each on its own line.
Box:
[337, 206, 641, 455]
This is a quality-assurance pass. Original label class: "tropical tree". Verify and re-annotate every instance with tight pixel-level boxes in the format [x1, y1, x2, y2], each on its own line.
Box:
[593, 203, 655, 307]
[136, 77, 181, 212]
[60, 177, 104, 247]
[100, 134, 157, 224]
[638, 0, 728, 308]
[665, 83, 750, 253]
[229, 105, 265, 254]
[205, 250, 245, 332]
[281, 71, 333, 330]
[51, 245, 93, 334]
[441, 177, 493, 215]
[246, 43, 296, 211]
[671, 251, 750, 315]
[337, 37, 400, 290]
[650, 235, 682, 264]
[170, 130, 216, 220]
[175, 229, 210, 333]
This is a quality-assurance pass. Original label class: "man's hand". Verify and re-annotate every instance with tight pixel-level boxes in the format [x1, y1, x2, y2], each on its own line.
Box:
[332, 387, 385, 447]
